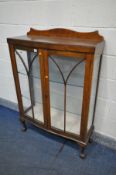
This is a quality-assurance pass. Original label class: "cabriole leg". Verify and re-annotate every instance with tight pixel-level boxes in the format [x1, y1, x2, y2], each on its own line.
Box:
[20, 119, 27, 132]
[80, 146, 86, 159]
[89, 137, 93, 143]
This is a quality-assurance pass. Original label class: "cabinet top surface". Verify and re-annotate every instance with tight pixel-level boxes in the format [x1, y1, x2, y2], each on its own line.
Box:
[7, 28, 104, 53]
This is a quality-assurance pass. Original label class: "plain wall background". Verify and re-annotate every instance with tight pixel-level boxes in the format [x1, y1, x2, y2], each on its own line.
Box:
[0, 0, 116, 139]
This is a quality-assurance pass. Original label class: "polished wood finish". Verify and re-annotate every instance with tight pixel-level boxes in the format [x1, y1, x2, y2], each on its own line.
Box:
[7, 28, 104, 53]
[39, 49, 51, 128]
[7, 28, 104, 158]
[27, 28, 103, 41]
[38, 49, 48, 127]
[8, 44, 24, 117]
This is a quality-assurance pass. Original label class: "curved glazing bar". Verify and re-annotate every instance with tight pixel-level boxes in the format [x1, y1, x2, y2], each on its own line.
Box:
[15, 50, 38, 75]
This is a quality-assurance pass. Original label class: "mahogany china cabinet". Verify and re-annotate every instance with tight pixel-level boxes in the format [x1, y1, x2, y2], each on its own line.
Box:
[7, 28, 104, 158]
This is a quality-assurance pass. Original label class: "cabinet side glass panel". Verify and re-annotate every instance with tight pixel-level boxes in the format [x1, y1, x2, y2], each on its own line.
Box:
[48, 55, 85, 135]
[87, 54, 101, 131]
[15, 49, 44, 123]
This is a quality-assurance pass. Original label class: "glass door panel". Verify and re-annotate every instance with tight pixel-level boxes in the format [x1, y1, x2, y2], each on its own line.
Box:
[48, 55, 85, 135]
[66, 61, 85, 134]
[15, 49, 44, 123]
[49, 56, 64, 130]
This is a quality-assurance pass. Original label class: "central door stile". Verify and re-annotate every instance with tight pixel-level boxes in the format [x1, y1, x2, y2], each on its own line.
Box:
[38, 49, 51, 128]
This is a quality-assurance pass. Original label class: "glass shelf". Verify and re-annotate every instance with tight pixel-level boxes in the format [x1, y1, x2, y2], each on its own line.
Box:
[18, 71, 40, 79]
[26, 104, 44, 123]
[22, 95, 44, 123]
[22, 93, 81, 118]
[18, 71, 84, 88]
[22, 95, 41, 105]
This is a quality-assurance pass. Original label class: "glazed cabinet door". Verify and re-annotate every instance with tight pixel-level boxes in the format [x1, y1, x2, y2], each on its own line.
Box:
[47, 51, 86, 137]
[13, 47, 46, 126]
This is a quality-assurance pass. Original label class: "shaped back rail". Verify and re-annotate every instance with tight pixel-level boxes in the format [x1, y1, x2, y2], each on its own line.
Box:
[27, 28, 104, 42]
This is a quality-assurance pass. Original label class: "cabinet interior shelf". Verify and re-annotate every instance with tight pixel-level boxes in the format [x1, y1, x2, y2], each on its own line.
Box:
[18, 71, 84, 88]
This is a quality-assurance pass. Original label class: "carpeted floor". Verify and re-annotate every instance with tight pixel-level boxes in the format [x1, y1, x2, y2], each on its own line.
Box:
[0, 105, 116, 175]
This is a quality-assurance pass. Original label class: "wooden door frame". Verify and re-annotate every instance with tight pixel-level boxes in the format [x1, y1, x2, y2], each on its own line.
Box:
[38, 49, 51, 128]
[8, 44, 24, 120]
[46, 49, 90, 139]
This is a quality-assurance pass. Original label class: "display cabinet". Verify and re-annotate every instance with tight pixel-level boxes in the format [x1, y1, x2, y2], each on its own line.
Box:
[7, 28, 104, 158]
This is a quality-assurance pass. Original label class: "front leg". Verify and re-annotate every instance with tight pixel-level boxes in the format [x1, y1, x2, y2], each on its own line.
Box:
[20, 119, 27, 131]
[89, 137, 93, 143]
[80, 146, 86, 159]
